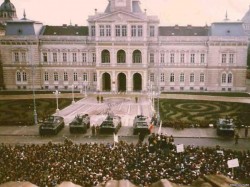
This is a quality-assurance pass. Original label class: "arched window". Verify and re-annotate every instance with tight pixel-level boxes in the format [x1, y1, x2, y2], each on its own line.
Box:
[16, 72, 21, 82]
[22, 72, 27, 82]
[101, 50, 110, 63]
[117, 50, 126, 63]
[200, 73, 205, 83]
[228, 73, 233, 83]
[133, 50, 142, 63]
[222, 73, 227, 83]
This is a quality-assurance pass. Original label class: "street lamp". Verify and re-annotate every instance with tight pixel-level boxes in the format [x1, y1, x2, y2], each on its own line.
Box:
[71, 84, 75, 104]
[30, 46, 37, 125]
[83, 81, 87, 97]
[53, 90, 61, 114]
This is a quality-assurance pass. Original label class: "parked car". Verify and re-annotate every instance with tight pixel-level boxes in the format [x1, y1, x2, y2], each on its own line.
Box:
[69, 114, 90, 133]
[133, 115, 150, 135]
[39, 116, 65, 135]
[216, 118, 235, 136]
[99, 115, 122, 134]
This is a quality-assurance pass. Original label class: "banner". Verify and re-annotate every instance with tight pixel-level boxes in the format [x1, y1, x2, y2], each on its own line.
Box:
[113, 133, 119, 143]
[176, 144, 184, 153]
[227, 159, 239, 168]
[157, 120, 162, 134]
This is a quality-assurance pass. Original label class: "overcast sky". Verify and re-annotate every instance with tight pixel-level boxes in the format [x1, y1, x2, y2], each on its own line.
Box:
[9, 0, 250, 26]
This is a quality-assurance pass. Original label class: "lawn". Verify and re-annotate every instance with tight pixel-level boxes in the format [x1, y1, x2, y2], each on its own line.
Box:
[0, 99, 72, 126]
[159, 99, 250, 128]
[161, 92, 250, 97]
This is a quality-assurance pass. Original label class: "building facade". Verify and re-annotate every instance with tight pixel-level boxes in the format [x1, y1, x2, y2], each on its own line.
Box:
[0, 0, 248, 92]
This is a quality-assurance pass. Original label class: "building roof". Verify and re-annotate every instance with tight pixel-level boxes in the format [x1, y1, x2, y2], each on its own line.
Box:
[42, 25, 88, 36]
[242, 6, 250, 23]
[159, 25, 210, 36]
[211, 21, 246, 36]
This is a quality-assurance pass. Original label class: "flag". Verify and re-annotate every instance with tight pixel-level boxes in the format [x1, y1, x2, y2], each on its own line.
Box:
[113, 133, 119, 143]
[157, 120, 162, 134]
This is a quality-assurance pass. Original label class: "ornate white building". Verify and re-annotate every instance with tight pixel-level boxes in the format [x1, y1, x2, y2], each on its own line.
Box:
[0, 0, 248, 92]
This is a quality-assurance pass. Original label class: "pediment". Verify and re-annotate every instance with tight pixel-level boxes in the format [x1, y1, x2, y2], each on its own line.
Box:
[93, 11, 147, 23]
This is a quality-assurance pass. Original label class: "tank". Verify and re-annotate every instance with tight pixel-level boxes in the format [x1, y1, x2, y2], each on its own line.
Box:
[99, 115, 122, 134]
[216, 118, 235, 136]
[69, 114, 90, 133]
[39, 116, 65, 136]
[133, 115, 150, 135]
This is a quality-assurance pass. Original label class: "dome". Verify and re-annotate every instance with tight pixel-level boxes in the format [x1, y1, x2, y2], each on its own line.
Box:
[0, 0, 16, 12]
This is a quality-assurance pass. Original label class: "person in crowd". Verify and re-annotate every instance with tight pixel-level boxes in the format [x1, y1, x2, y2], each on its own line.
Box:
[245, 126, 248, 138]
[0, 135, 249, 187]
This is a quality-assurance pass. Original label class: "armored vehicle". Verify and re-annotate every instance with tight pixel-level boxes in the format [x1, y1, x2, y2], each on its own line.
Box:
[99, 115, 122, 134]
[39, 116, 65, 135]
[216, 118, 235, 136]
[69, 114, 90, 133]
[133, 115, 150, 135]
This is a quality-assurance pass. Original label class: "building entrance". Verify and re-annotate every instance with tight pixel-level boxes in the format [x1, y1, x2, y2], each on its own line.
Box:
[133, 73, 142, 91]
[118, 73, 126, 92]
[102, 73, 111, 91]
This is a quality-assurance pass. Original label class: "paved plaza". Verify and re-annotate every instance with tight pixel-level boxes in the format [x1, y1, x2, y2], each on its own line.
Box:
[58, 95, 153, 127]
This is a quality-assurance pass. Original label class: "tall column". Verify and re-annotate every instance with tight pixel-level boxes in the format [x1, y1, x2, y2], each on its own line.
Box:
[128, 71, 132, 92]
[143, 71, 147, 91]
[112, 71, 116, 92]
[97, 71, 101, 91]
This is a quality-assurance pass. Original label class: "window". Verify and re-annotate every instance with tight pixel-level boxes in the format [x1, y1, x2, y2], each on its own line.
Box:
[150, 26, 155, 37]
[160, 53, 165, 64]
[180, 73, 184, 82]
[222, 54, 227, 63]
[228, 73, 233, 83]
[92, 53, 96, 63]
[43, 53, 48, 62]
[190, 54, 195, 63]
[150, 73, 154, 82]
[180, 53, 185, 63]
[170, 53, 175, 64]
[63, 53, 67, 62]
[16, 72, 21, 82]
[93, 73, 97, 82]
[138, 25, 143, 37]
[21, 52, 26, 62]
[200, 73, 205, 83]
[54, 72, 59, 81]
[115, 25, 121, 37]
[149, 53, 154, 64]
[22, 72, 27, 82]
[122, 25, 127, 37]
[44, 72, 49, 81]
[170, 73, 175, 82]
[117, 50, 126, 63]
[91, 25, 96, 36]
[190, 73, 195, 83]
[74, 72, 78, 81]
[160, 73, 165, 82]
[83, 73, 88, 81]
[229, 54, 234, 64]
[102, 50, 110, 63]
[222, 73, 227, 83]
[200, 54, 205, 64]
[73, 53, 77, 62]
[53, 53, 57, 62]
[106, 25, 111, 37]
[64, 72, 68, 81]
[99, 25, 105, 36]
[131, 25, 136, 37]
[133, 50, 142, 63]
[14, 52, 19, 62]
[82, 53, 87, 63]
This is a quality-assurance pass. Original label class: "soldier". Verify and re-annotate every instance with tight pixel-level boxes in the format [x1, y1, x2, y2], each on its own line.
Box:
[92, 125, 96, 136]
[245, 126, 248, 138]
[234, 132, 239, 145]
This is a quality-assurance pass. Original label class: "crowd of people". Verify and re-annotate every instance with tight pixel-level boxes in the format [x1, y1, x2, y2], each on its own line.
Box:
[0, 134, 249, 187]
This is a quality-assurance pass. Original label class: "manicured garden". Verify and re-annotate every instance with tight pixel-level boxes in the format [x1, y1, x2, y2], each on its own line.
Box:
[0, 99, 72, 126]
[159, 99, 250, 128]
